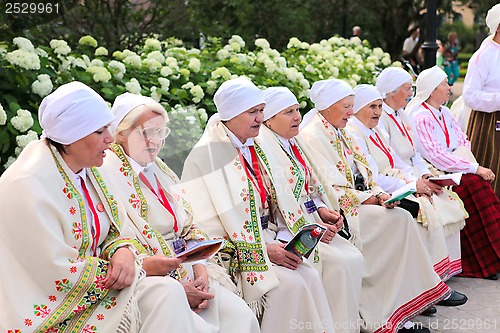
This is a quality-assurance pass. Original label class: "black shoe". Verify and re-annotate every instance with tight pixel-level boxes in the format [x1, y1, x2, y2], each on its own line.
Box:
[398, 325, 430, 333]
[484, 274, 498, 280]
[420, 306, 437, 316]
[436, 290, 467, 306]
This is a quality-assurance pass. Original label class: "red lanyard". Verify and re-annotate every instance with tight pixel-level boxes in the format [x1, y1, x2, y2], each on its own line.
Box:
[290, 143, 310, 195]
[139, 172, 179, 232]
[80, 177, 101, 256]
[369, 132, 395, 168]
[238, 146, 268, 208]
[422, 103, 450, 148]
[387, 113, 413, 146]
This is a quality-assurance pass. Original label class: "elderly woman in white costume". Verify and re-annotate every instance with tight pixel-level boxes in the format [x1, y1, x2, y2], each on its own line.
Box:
[296, 79, 465, 333]
[98, 92, 260, 333]
[181, 77, 335, 333]
[255, 87, 364, 333]
[0, 82, 205, 332]
[405, 66, 500, 280]
[375, 68, 468, 279]
[463, 4, 500, 197]
[347, 84, 467, 283]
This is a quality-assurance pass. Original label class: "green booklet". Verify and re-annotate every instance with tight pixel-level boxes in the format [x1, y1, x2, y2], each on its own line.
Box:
[385, 180, 417, 204]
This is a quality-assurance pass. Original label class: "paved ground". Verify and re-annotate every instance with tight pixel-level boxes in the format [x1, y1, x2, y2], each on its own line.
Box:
[413, 275, 500, 333]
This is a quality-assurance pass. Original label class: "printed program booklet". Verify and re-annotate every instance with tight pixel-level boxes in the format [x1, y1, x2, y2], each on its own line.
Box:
[175, 239, 223, 263]
[284, 223, 327, 259]
[385, 180, 417, 204]
[428, 173, 462, 187]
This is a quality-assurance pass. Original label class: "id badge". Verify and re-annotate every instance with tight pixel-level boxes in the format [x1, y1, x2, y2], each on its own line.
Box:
[496, 120, 500, 132]
[260, 215, 269, 229]
[173, 238, 187, 255]
[304, 200, 318, 214]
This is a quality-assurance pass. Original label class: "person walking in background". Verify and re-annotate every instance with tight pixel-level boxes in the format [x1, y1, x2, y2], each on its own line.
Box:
[443, 32, 460, 87]
[463, 3, 500, 198]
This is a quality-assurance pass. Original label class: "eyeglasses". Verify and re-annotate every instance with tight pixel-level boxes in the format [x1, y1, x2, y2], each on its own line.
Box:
[135, 126, 171, 140]
[411, 84, 417, 97]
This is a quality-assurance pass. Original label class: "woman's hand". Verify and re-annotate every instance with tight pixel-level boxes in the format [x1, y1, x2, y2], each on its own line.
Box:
[142, 255, 185, 276]
[378, 193, 399, 209]
[103, 247, 136, 290]
[193, 263, 209, 293]
[477, 166, 496, 182]
[416, 179, 438, 198]
[266, 243, 302, 270]
[182, 281, 214, 313]
[362, 195, 379, 205]
[319, 222, 338, 244]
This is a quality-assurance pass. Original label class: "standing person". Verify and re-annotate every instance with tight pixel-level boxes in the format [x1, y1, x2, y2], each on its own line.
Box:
[443, 32, 460, 87]
[0, 82, 204, 332]
[99, 93, 261, 333]
[402, 27, 422, 73]
[181, 77, 335, 333]
[257, 87, 364, 333]
[406, 66, 500, 280]
[376, 67, 468, 280]
[347, 84, 468, 283]
[463, 3, 500, 198]
[297, 79, 464, 333]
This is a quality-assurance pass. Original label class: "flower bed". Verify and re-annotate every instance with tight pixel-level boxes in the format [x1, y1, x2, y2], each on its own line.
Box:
[0, 35, 399, 174]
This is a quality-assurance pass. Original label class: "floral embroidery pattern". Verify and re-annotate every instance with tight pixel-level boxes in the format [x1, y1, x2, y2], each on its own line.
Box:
[142, 224, 155, 239]
[129, 193, 140, 209]
[246, 272, 258, 285]
[24, 318, 33, 326]
[100, 296, 117, 310]
[34, 304, 51, 318]
[55, 279, 73, 293]
[96, 313, 104, 321]
[119, 162, 132, 177]
[48, 295, 57, 302]
[69, 207, 77, 215]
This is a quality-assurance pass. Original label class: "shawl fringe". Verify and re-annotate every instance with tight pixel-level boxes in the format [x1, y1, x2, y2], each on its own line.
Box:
[117, 269, 145, 333]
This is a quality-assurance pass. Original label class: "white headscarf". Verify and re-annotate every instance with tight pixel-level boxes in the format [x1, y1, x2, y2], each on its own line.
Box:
[262, 87, 299, 121]
[109, 93, 167, 135]
[38, 81, 114, 145]
[405, 66, 448, 116]
[353, 84, 383, 114]
[213, 77, 265, 122]
[376, 67, 413, 98]
[301, 79, 354, 129]
[486, 3, 500, 35]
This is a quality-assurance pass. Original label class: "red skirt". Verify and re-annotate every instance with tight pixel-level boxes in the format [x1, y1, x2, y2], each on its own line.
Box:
[453, 174, 500, 278]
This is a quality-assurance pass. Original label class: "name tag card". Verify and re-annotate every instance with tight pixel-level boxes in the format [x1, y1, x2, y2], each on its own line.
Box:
[304, 200, 318, 214]
[260, 215, 269, 229]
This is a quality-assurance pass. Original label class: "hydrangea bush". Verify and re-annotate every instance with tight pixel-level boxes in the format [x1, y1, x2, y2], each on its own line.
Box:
[0, 34, 400, 174]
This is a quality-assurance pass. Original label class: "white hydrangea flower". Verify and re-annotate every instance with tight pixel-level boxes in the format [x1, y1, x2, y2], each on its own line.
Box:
[31, 74, 53, 97]
[197, 108, 208, 123]
[148, 51, 165, 64]
[299, 101, 307, 108]
[142, 58, 162, 72]
[287, 37, 301, 49]
[10, 109, 34, 133]
[179, 68, 190, 79]
[165, 57, 178, 67]
[350, 37, 362, 45]
[182, 82, 194, 90]
[113, 50, 124, 60]
[5, 50, 40, 70]
[229, 42, 241, 52]
[35, 47, 48, 58]
[264, 60, 277, 73]
[357, 64, 364, 71]
[78, 36, 98, 47]
[122, 49, 137, 57]
[365, 62, 376, 71]
[351, 74, 361, 82]
[255, 38, 270, 49]
[108, 60, 126, 80]
[4, 156, 16, 170]
[392, 61, 402, 68]
[229, 56, 240, 64]
[187, 48, 201, 56]
[13, 37, 35, 52]
[150, 86, 162, 102]
[158, 78, 170, 91]
[348, 79, 357, 87]
[125, 78, 142, 94]
[373, 47, 384, 58]
[190, 85, 204, 103]
[188, 58, 201, 72]
[305, 64, 315, 73]
[86, 66, 112, 83]
[123, 55, 142, 68]
[90, 59, 104, 67]
[381, 56, 391, 66]
[211, 67, 231, 80]
[186, 115, 197, 125]
[205, 80, 217, 94]
[228, 35, 245, 48]
[72, 58, 87, 69]
[15, 130, 38, 148]
[299, 78, 310, 89]
[95, 47, 108, 56]
[160, 66, 173, 77]
[331, 66, 339, 77]
[50, 39, 71, 55]
[145, 38, 162, 51]
[300, 42, 310, 49]
[0, 103, 7, 125]
[15, 146, 22, 155]
[217, 49, 230, 60]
